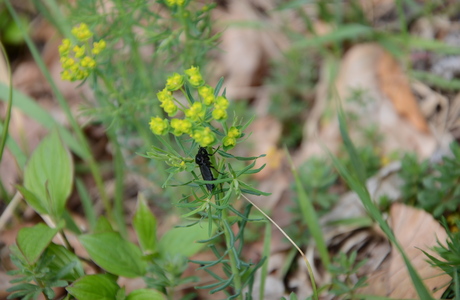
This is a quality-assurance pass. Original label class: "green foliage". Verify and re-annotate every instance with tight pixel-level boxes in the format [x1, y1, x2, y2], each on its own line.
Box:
[21, 129, 73, 220]
[66, 274, 120, 300]
[399, 142, 460, 218]
[328, 251, 368, 299]
[79, 232, 147, 278]
[423, 219, 460, 299]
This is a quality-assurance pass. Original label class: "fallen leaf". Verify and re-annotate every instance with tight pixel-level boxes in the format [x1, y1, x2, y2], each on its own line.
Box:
[377, 50, 430, 133]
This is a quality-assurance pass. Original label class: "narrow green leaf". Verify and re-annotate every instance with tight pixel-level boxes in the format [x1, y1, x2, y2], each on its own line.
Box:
[79, 232, 147, 278]
[0, 83, 86, 158]
[158, 221, 216, 257]
[23, 129, 74, 218]
[66, 274, 119, 300]
[16, 223, 59, 265]
[330, 111, 435, 300]
[132, 194, 157, 255]
[293, 24, 373, 49]
[126, 289, 166, 300]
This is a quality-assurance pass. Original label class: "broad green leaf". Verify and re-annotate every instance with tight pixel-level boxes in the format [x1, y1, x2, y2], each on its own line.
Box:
[16, 185, 47, 215]
[126, 289, 166, 300]
[93, 216, 114, 233]
[23, 129, 74, 218]
[158, 221, 215, 257]
[132, 194, 157, 255]
[44, 243, 84, 281]
[79, 232, 147, 278]
[67, 274, 119, 300]
[16, 223, 59, 264]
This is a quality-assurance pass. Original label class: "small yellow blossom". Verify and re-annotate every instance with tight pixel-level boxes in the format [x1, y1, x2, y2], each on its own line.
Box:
[198, 85, 215, 105]
[80, 56, 96, 69]
[73, 45, 85, 58]
[71, 23, 93, 41]
[185, 102, 205, 122]
[215, 96, 229, 109]
[149, 117, 169, 135]
[212, 108, 227, 120]
[223, 136, 236, 147]
[62, 57, 76, 69]
[184, 66, 204, 87]
[160, 99, 178, 116]
[92, 40, 106, 55]
[227, 126, 241, 138]
[157, 88, 173, 103]
[165, 0, 185, 7]
[165, 73, 184, 91]
[171, 118, 192, 136]
[59, 39, 71, 55]
[192, 127, 215, 147]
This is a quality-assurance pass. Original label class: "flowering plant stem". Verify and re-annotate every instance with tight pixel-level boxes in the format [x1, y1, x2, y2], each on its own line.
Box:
[5, 1, 112, 219]
[222, 208, 243, 298]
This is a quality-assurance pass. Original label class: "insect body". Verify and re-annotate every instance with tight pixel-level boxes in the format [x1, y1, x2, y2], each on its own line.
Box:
[195, 147, 216, 191]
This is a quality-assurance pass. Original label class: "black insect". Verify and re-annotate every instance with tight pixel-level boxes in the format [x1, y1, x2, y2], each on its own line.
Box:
[195, 147, 216, 191]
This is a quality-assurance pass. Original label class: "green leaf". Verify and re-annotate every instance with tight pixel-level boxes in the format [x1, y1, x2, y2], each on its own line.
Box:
[16, 185, 47, 215]
[23, 129, 74, 218]
[16, 223, 59, 265]
[44, 243, 84, 281]
[0, 83, 86, 158]
[93, 216, 115, 233]
[126, 289, 166, 300]
[158, 222, 215, 257]
[79, 232, 147, 278]
[66, 274, 119, 300]
[293, 24, 373, 49]
[132, 194, 157, 255]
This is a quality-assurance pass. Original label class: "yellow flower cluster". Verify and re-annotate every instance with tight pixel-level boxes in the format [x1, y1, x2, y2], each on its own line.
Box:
[58, 23, 106, 82]
[165, 0, 185, 7]
[149, 66, 239, 148]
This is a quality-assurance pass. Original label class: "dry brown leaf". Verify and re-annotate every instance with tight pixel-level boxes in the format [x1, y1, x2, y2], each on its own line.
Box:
[299, 43, 437, 162]
[388, 203, 450, 298]
[377, 51, 430, 133]
[360, 203, 450, 298]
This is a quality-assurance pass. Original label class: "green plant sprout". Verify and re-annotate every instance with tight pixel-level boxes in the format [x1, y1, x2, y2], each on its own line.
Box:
[146, 66, 272, 299]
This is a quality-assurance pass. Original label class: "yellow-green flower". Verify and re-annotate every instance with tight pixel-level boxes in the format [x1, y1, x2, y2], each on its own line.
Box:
[73, 45, 85, 58]
[227, 126, 241, 138]
[157, 88, 173, 103]
[92, 40, 106, 55]
[71, 23, 93, 42]
[223, 136, 236, 148]
[160, 99, 178, 116]
[192, 127, 215, 147]
[149, 117, 169, 135]
[80, 56, 96, 69]
[198, 85, 215, 105]
[185, 66, 204, 87]
[171, 118, 192, 136]
[166, 73, 184, 91]
[61, 57, 76, 69]
[59, 39, 71, 56]
[215, 96, 229, 109]
[185, 102, 205, 122]
[165, 0, 185, 7]
[212, 108, 227, 120]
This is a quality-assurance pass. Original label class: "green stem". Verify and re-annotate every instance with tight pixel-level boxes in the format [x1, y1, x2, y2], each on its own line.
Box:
[221, 209, 242, 299]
